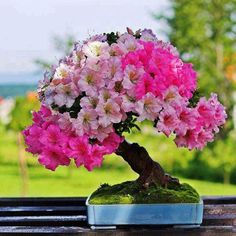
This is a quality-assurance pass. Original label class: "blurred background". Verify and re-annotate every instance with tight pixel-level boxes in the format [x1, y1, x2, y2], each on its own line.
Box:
[0, 0, 236, 197]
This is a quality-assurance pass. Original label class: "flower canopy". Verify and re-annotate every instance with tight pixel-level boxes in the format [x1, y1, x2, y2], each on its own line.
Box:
[23, 29, 227, 171]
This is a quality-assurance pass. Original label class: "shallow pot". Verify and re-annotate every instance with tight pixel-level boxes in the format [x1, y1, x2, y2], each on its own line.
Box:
[86, 197, 203, 226]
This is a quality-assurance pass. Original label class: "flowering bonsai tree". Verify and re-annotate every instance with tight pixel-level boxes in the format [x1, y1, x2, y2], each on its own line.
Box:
[23, 29, 227, 191]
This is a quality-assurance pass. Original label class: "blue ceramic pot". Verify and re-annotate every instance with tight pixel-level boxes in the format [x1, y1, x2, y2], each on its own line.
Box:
[86, 197, 203, 227]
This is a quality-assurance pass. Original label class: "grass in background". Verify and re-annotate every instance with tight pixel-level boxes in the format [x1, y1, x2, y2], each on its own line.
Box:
[1, 162, 236, 197]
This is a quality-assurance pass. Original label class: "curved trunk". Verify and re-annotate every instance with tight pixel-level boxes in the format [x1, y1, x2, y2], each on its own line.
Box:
[115, 140, 179, 188]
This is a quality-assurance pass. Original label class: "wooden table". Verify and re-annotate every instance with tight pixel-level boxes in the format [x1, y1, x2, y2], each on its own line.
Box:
[0, 196, 235, 235]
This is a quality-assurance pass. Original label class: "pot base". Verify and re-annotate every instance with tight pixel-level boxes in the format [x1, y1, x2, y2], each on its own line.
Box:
[86, 198, 203, 226]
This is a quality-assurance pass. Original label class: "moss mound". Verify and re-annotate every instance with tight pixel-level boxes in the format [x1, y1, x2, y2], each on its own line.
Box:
[89, 181, 200, 204]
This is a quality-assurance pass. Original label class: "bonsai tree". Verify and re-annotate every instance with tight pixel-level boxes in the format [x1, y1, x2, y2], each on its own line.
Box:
[23, 29, 227, 199]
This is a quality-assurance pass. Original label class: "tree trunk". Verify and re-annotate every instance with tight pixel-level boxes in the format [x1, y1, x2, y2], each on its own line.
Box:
[17, 132, 28, 197]
[115, 140, 179, 188]
[223, 170, 230, 185]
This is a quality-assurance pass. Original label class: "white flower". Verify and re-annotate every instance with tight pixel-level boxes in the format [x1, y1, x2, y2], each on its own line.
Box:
[82, 41, 110, 60]
[0, 98, 15, 124]
[54, 83, 80, 108]
[54, 63, 71, 80]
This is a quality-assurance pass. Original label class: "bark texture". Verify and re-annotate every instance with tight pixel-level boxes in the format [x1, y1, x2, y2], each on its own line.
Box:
[115, 140, 179, 188]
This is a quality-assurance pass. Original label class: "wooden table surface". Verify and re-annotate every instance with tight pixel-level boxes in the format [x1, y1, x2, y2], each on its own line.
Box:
[0, 196, 235, 235]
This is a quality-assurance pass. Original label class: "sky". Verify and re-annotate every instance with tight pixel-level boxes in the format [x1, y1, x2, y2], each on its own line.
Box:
[0, 0, 170, 75]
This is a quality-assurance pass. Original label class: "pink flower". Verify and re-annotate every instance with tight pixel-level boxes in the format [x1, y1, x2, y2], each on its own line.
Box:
[109, 43, 124, 56]
[117, 33, 139, 52]
[39, 146, 70, 171]
[78, 68, 105, 95]
[161, 86, 183, 105]
[90, 124, 114, 142]
[135, 73, 156, 99]
[197, 97, 214, 122]
[194, 94, 227, 134]
[108, 57, 122, 79]
[54, 83, 80, 108]
[83, 144, 106, 171]
[208, 93, 227, 128]
[96, 98, 123, 127]
[72, 109, 98, 136]
[121, 51, 143, 69]
[98, 89, 118, 103]
[80, 96, 99, 109]
[23, 125, 43, 154]
[175, 128, 214, 150]
[71, 48, 86, 67]
[156, 40, 179, 56]
[178, 63, 197, 99]
[122, 65, 144, 90]
[196, 129, 214, 149]
[43, 87, 56, 106]
[57, 112, 74, 135]
[175, 107, 198, 136]
[140, 29, 157, 41]
[121, 92, 136, 113]
[101, 132, 124, 154]
[107, 77, 124, 94]
[156, 106, 179, 136]
[135, 93, 162, 121]
[68, 136, 105, 171]
[39, 124, 68, 147]
[67, 136, 90, 161]
[23, 106, 67, 156]
[174, 129, 198, 150]
[32, 105, 51, 126]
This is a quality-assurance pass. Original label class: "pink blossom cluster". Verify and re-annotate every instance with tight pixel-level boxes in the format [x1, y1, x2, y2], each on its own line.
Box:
[23, 106, 122, 171]
[156, 92, 227, 150]
[121, 40, 197, 100]
[23, 29, 227, 171]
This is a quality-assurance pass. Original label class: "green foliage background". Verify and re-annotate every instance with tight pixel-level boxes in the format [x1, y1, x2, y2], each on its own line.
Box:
[7, 96, 39, 132]
[155, 0, 236, 184]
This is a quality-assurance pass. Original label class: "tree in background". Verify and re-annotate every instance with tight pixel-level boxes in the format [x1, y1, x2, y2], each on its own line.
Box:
[155, 0, 236, 183]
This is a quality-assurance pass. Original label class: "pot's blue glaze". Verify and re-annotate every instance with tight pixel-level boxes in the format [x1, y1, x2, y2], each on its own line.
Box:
[86, 198, 203, 226]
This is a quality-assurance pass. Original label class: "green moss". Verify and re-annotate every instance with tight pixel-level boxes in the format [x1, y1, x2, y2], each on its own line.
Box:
[89, 181, 200, 204]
